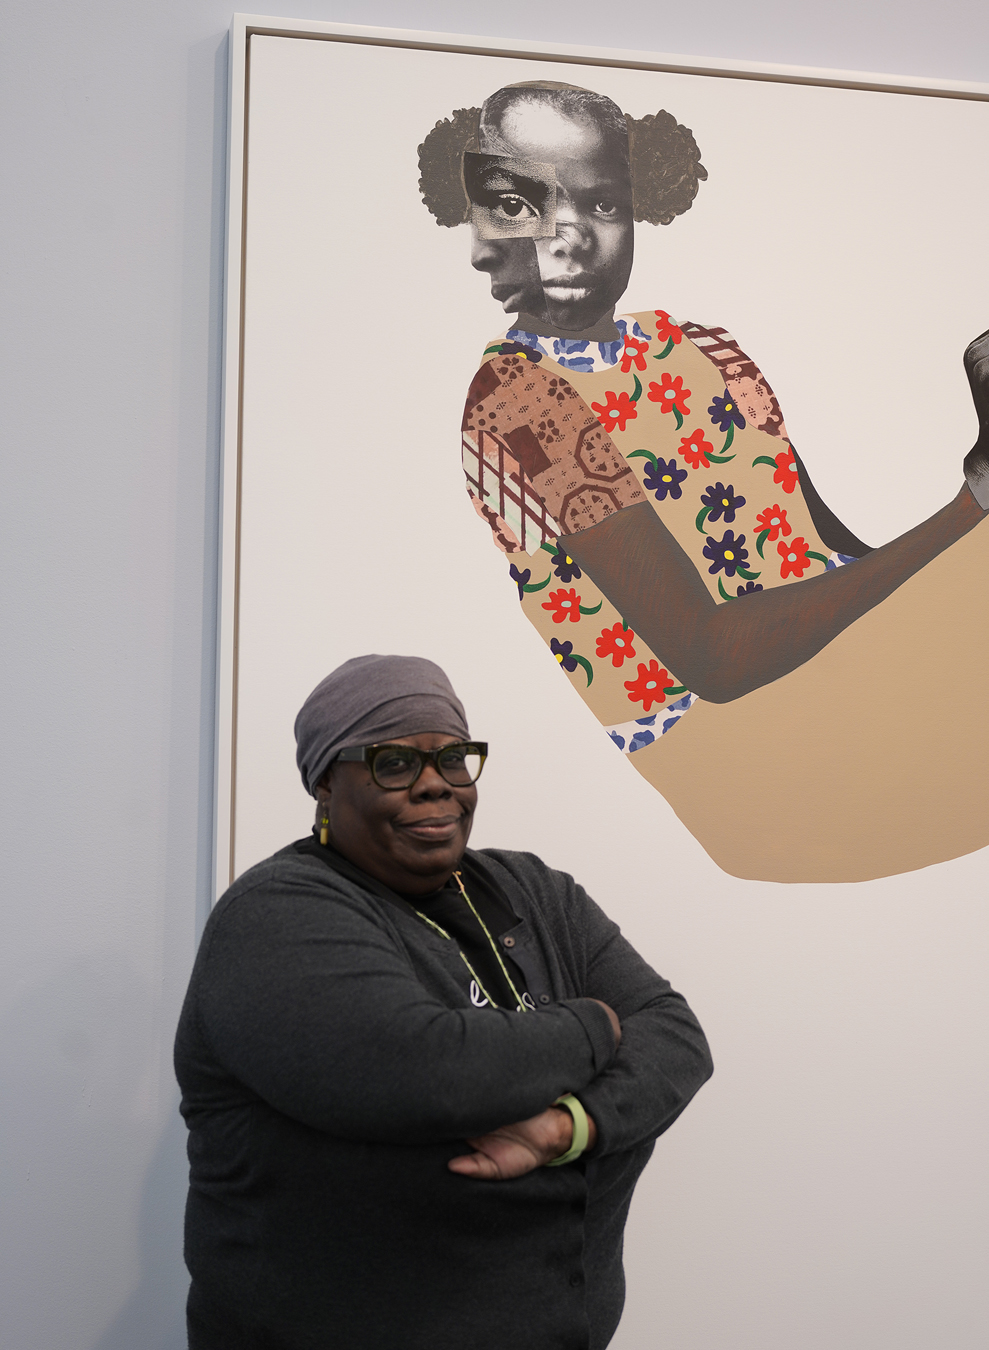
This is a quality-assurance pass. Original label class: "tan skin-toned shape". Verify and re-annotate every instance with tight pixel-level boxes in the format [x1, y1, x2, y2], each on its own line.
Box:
[316, 731, 620, 1178]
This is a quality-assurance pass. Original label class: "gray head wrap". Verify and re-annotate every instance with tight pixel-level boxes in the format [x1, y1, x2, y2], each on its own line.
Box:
[294, 654, 470, 796]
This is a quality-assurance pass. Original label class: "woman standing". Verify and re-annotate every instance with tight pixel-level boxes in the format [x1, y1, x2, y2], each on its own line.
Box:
[176, 654, 712, 1350]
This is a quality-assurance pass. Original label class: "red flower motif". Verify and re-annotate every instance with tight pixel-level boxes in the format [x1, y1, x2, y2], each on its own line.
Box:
[654, 310, 683, 345]
[591, 390, 638, 432]
[620, 336, 649, 373]
[772, 448, 799, 494]
[542, 587, 582, 623]
[595, 622, 636, 667]
[624, 660, 675, 712]
[647, 373, 691, 415]
[755, 504, 791, 541]
[778, 537, 811, 579]
[677, 428, 714, 469]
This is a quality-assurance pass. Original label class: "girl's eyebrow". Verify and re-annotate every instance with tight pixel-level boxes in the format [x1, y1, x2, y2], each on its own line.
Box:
[475, 168, 553, 202]
[465, 154, 554, 198]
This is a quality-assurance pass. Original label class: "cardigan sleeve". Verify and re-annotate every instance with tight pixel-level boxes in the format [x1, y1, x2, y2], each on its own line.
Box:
[188, 862, 618, 1145]
[574, 897, 714, 1158]
[483, 850, 713, 1158]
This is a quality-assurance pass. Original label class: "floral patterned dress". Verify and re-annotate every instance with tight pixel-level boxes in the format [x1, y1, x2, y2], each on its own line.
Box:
[462, 309, 857, 758]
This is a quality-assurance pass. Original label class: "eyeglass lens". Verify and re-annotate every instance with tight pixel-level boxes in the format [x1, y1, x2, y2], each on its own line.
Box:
[371, 745, 483, 788]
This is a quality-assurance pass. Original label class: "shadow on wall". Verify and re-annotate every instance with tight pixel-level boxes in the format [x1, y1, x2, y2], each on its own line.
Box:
[88, 1108, 189, 1350]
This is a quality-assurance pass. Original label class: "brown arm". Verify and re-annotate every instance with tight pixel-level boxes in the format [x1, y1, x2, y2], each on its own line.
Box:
[562, 486, 985, 704]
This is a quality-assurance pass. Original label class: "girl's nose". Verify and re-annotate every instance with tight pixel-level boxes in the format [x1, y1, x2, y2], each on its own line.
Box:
[545, 220, 590, 258]
[470, 233, 502, 271]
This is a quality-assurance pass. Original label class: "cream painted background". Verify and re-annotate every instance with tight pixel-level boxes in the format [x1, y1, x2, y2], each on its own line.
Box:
[229, 31, 989, 1350]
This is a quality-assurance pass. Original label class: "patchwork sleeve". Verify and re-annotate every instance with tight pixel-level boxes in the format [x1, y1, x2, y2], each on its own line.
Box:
[461, 350, 645, 554]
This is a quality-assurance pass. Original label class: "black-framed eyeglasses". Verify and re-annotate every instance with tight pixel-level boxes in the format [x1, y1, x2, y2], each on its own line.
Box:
[335, 741, 488, 790]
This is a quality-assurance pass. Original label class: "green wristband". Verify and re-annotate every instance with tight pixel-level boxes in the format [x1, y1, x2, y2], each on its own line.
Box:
[546, 1094, 590, 1167]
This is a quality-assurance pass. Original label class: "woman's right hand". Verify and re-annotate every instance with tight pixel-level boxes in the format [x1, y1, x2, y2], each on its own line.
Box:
[963, 329, 989, 509]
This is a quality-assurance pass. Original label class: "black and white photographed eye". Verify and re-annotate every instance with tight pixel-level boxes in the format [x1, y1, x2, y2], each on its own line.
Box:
[462, 151, 557, 239]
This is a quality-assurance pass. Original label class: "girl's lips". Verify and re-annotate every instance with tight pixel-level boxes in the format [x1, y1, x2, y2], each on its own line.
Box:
[542, 283, 592, 300]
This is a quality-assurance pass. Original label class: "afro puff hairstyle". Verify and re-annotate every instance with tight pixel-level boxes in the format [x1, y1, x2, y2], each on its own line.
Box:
[416, 93, 706, 229]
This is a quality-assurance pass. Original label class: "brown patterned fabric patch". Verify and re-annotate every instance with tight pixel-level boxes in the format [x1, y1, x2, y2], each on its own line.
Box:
[462, 355, 643, 536]
[679, 319, 789, 440]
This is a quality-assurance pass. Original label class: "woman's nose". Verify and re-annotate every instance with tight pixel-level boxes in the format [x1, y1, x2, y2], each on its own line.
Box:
[409, 763, 452, 799]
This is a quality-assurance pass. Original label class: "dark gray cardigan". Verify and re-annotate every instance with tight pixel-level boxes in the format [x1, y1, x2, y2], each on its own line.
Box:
[175, 844, 713, 1350]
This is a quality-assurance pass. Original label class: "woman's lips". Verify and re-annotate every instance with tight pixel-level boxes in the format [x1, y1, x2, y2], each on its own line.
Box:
[396, 815, 463, 842]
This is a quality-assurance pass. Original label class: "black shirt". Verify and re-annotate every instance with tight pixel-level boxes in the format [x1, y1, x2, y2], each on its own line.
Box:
[175, 843, 713, 1350]
[294, 834, 532, 1011]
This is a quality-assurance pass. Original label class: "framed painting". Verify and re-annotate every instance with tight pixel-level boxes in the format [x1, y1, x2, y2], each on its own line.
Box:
[217, 16, 989, 893]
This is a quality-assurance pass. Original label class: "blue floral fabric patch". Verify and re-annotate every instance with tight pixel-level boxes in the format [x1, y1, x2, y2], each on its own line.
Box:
[825, 551, 861, 571]
[604, 695, 698, 754]
[500, 316, 656, 374]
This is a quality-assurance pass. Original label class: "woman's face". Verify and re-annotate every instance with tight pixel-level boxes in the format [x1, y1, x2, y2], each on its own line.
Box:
[318, 731, 477, 896]
[472, 100, 634, 331]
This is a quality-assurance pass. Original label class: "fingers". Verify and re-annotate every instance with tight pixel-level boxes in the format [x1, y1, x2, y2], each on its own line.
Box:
[447, 1128, 546, 1180]
[447, 1149, 504, 1180]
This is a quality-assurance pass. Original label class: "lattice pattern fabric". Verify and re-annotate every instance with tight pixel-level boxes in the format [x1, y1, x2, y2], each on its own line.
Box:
[462, 429, 560, 555]
[679, 319, 788, 439]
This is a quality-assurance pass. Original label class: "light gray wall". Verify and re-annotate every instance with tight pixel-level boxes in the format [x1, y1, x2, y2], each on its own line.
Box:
[3, 4, 988, 1347]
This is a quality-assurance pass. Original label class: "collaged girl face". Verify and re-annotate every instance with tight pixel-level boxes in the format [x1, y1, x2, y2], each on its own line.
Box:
[468, 96, 634, 331]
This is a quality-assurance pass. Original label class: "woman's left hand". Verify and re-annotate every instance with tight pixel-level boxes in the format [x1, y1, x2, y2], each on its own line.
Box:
[448, 1104, 597, 1180]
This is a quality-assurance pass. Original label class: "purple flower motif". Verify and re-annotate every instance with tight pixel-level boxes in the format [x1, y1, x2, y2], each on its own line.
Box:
[549, 638, 578, 672]
[550, 547, 582, 582]
[643, 457, 688, 502]
[703, 530, 749, 577]
[708, 389, 746, 433]
[498, 341, 542, 362]
[701, 481, 746, 524]
[509, 563, 531, 599]
[629, 729, 656, 752]
[736, 580, 764, 597]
